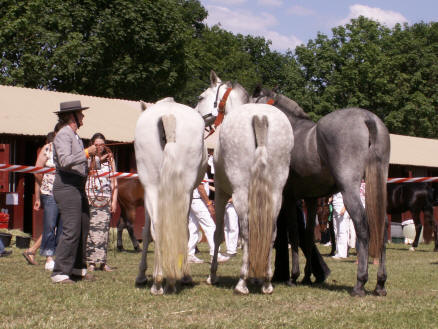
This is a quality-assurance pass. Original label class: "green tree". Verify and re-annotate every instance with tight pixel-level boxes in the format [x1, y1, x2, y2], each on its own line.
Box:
[0, 0, 207, 100]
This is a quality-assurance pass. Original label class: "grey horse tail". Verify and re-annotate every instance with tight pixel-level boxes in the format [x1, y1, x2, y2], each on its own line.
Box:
[248, 115, 274, 279]
[157, 114, 189, 281]
[365, 119, 386, 259]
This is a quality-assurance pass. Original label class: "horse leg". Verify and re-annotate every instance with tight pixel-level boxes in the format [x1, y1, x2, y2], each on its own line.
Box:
[374, 216, 388, 296]
[135, 206, 151, 287]
[272, 194, 293, 284]
[424, 206, 438, 252]
[117, 215, 126, 251]
[125, 206, 140, 252]
[342, 189, 368, 297]
[141, 189, 163, 295]
[302, 198, 317, 284]
[207, 187, 228, 285]
[328, 218, 336, 256]
[262, 190, 282, 294]
[232, 189, 250, 295]
[411, 212, 422, 251]
[434, 222, 438, 252]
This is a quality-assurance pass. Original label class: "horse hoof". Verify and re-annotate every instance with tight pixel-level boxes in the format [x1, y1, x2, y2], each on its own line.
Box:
[181, 275, 194, 286]
[373, 288, 387, 297]
[150, 285, 164, 295]
[286, 279, 297, 287]
[301, 278, 312, 285]
[234, 280, 249, 295]
[134, 246, 141, 253]
[164, 285, 177, 294]
[234, 286, 249, 295]
[206, 275, 217, 285]
[409, 247, 415, 252]
[350, 288, 366, 297]
[135, 277, 148, 287]
[262, 284, 274, 294]
[117, 246, 124, 252]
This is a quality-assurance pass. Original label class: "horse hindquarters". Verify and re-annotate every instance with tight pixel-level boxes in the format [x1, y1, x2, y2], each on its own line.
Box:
[156, 115, 189, 287]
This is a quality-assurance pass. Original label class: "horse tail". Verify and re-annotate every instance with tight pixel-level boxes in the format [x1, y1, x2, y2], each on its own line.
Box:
[157, 114, 188, 281]
[365, 119, 387, 259]
[248, 115, 274, 278]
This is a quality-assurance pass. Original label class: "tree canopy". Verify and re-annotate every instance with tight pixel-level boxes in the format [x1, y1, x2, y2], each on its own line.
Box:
[1, 1, 437, 138]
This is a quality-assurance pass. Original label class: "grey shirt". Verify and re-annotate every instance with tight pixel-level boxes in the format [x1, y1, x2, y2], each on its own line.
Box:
[53, 125, 88, 177]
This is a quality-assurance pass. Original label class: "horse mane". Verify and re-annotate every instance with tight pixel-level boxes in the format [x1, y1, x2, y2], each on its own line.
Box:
[274, 94, 311, 120]
[227, 81, 250, 104]
[255, 87, 310, 120]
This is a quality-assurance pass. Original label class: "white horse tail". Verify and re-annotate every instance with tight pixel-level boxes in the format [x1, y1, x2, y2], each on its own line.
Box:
[248, 115, 274, 279]
[157, 114, 188, 281]
[365, 119, 387, 259]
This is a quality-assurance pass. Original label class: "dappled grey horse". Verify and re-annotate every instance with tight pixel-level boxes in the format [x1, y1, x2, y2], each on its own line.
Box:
[253, 87, 390, 297]
[195, 71, 293, 294]
[134, 98, 207, 295]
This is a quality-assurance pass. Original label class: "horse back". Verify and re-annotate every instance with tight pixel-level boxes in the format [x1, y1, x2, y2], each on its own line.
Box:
[216, 104, 293, 191]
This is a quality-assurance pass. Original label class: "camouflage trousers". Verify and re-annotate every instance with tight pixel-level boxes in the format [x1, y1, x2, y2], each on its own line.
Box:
[86, 203, 111, 264]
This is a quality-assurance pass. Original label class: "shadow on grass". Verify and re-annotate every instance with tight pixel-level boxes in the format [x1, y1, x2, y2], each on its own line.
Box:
[431, 261, 438, 265]
[134, 275, 200, 294]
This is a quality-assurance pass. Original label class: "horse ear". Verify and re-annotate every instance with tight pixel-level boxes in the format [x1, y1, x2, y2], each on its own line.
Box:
[140, 100, 148, 111]
[253, 84, 263, 97]
[210, 70, 220, 86]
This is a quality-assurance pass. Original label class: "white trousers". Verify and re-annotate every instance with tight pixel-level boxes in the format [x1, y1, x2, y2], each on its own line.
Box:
[333, 211, 356, 257]
[224, 202, 239, 255]
[188, 199, 216, 256]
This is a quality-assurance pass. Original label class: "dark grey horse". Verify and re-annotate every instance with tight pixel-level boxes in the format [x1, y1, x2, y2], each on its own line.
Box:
[252, 87, 390, 297]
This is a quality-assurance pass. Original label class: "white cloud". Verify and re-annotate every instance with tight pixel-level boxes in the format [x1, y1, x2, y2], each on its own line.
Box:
[340, 4, 408, 27]
[205, 5, 301, 51]
[287, 5, 315, 16]
[258, 0, 283, 7]
[265, 31, 303, 52]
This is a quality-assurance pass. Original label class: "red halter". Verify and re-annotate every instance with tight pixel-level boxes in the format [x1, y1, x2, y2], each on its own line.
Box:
[267, 98, 275, 105]
[213, 87, 232, 127]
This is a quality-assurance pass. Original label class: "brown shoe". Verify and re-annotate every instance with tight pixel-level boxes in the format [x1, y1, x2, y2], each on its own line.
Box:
[71, 273, 96, 282]
[100, 264, 114, 272]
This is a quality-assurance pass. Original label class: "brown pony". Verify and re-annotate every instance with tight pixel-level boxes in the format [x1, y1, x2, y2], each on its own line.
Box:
[116, 178, 144, 252]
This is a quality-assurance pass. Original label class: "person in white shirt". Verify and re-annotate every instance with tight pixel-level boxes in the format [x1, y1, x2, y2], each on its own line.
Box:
[187, 173, 229, 264]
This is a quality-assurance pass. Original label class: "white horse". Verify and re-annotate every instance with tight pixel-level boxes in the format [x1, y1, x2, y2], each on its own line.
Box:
[134, 98, 207, 295]
[195, 71, 294, 294]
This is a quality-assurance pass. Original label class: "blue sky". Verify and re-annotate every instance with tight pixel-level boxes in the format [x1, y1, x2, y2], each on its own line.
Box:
[199, 1, 438, 52]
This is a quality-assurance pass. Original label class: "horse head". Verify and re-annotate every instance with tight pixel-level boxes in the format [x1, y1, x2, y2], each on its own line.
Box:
[251, 86, 311, 121]
[251, 85, 278, 105]
[195, 70, 249, 127]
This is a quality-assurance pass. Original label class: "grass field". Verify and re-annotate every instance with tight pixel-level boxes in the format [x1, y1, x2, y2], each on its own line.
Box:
[1, 231, 437, 329]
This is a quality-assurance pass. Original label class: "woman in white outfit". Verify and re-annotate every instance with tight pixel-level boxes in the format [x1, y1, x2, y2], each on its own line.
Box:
[332, 192, 356, 259]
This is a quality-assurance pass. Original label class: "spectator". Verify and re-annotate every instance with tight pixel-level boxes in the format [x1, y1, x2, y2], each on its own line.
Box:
[224, 200, 238, 257]
[187, 173, 229, 264]
[50, 100, 96, 284]
[23, 126, 62, 270]
[332, 192, 356, 259]
[86, 133, 118, 272]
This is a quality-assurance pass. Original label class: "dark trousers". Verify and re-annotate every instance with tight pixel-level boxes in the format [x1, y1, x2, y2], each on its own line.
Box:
[52, 173, 89, 277]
